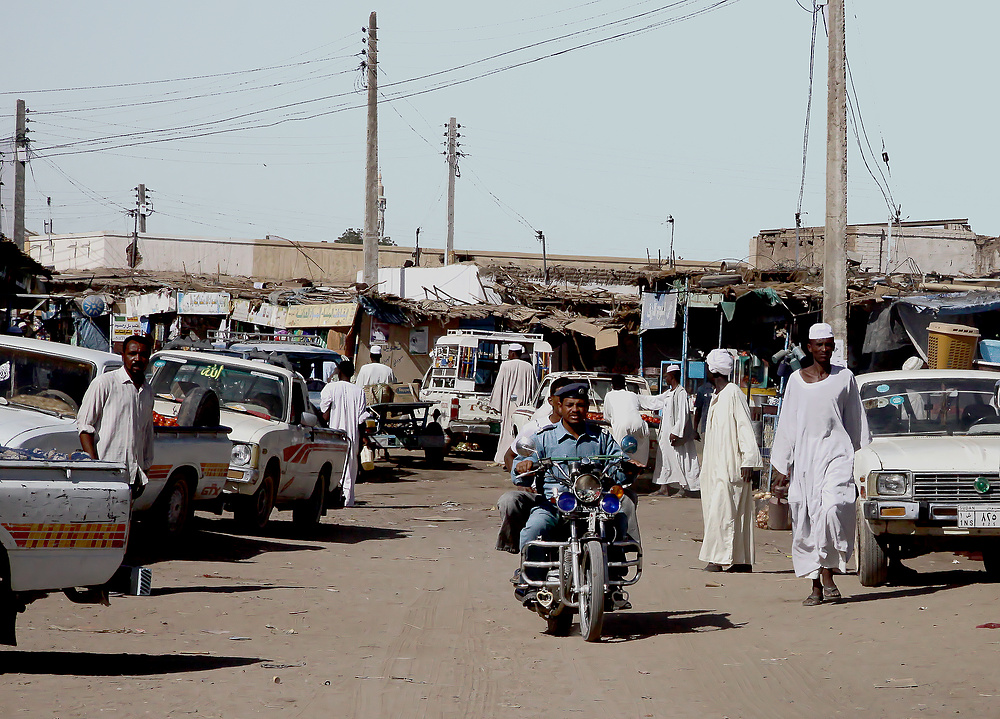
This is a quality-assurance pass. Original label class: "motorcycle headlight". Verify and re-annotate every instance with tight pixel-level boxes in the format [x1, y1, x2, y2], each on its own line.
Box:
[573, 474, 602, 504]
[556, 492, 578, 513]
[231, 443, 254, 467]
[600, 493, 621, 514]
[874, 471, 909, 496]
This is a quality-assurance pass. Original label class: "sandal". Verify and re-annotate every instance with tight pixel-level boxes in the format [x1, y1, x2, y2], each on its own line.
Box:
[822, 586, 842, 600]
[802, 594, 824, 606]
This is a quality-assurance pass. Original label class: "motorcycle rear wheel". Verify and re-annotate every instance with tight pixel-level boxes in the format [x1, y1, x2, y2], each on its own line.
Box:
[578, 539, 606, 642]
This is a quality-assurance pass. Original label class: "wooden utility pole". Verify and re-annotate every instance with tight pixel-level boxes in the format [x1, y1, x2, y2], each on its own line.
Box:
[823, 0, 848, 341]
[445, 117, 458, 266]
[13, 99, 26, 250]
[362, 11, 379, 287]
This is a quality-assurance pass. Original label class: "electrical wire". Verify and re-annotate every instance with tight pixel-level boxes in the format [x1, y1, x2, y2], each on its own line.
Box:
[795, 0, 819, 218]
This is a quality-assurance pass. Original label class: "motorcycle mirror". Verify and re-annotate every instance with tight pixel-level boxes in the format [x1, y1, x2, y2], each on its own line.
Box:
[620, 435, 638, 455]
[513, 434, 536, 457]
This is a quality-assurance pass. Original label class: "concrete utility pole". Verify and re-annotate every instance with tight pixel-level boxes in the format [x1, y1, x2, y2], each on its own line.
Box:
[13, 99, 27, 250]
[537, 230, 549, 284]
[362, 11, 379, 287]
[445, 117, 458, 266]
[137, 183, 147, 233]
[823, 0, 848, 341]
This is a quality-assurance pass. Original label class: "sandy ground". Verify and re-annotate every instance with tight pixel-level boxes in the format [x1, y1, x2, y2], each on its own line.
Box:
[2, 453, 999, 718]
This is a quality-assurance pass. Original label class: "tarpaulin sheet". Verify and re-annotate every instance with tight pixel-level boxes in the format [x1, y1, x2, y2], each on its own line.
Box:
[886, 291, 1000, 361]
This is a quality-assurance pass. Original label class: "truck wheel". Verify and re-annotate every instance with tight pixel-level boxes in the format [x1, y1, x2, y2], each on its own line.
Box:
[152, 471, 195, 538]
[422, 423, 446, 465]
[857, 509, 889, 587]
[0, 551, 17, 646]
[176, 387, 221, 427]
[982, 546, 1000, 581]
[235, 472, 275, 532]
[293, 468, 328, 529]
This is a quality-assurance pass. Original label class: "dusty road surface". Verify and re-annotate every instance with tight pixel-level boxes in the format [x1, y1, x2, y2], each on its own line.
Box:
[3, 453, 1000, 718]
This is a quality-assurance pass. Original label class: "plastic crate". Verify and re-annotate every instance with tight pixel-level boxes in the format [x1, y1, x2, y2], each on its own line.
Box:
[927, 322, 980, 370]
[980, 339, 1000, 363]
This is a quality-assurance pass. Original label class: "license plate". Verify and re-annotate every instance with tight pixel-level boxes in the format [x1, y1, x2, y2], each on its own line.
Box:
[957, 504, 1000, 528]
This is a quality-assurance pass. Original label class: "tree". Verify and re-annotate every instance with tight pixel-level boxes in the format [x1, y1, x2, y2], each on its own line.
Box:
[335, 227, 396, 246]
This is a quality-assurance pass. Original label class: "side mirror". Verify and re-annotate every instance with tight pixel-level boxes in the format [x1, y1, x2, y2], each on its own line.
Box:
[620, 435, 638, 456]
[301, 411, 318, 427]
[513, 434, 536, 457]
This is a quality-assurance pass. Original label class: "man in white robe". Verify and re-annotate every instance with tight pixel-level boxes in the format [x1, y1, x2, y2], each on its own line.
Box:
[644, 365, 700, 496]
[698, 349, 762, 572]
[771, 323, 871, 604]
[603, 374, 650, 466]
[321, 360, 370, 507]
[490, 344, 538, 464]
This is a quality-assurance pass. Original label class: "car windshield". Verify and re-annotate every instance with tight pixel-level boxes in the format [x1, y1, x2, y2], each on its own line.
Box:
[149, 356, 288, 421]
[861, 377, 1000, 437]
[0, 347, 98, 417]
[535, 378, 646, 407]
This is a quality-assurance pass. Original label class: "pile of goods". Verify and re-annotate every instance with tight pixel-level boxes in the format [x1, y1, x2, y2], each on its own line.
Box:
[754, 490, 773, 529]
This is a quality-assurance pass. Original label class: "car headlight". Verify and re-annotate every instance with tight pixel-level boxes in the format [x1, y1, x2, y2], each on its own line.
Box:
[873, 471, 909, 496]
[573, 474, 602, 504]
[231, 443, 254, 467]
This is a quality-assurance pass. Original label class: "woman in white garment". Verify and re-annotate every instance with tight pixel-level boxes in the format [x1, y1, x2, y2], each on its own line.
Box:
[770, 323, 871, 605]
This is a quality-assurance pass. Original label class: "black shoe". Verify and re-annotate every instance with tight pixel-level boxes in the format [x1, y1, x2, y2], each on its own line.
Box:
[702, 563, 723, 572]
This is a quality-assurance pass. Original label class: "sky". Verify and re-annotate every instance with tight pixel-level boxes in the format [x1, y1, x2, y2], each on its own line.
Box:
[2, 1, 997, 266]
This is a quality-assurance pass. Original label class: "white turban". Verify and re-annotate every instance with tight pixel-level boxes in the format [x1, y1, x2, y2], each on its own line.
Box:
[808, 322, 834, 340]
[706, 349, 734, 376]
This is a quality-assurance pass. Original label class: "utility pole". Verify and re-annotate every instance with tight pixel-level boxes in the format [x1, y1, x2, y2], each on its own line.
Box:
[445, 117, 458, 266]
[667, 215, 675, 268]
[137, 184, 147, 233]
[823, 0, 848, 342]
[13, 99, 27, 250]
[537, 230, 548, 284]
[362, 11, 379, 288]
[414, 227, 421, 267]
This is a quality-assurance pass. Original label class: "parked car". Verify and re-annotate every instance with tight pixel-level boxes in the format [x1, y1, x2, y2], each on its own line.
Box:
[855, 368, 1000, 586]
[149, 350, 350, 531]
[0, 336, 231, 539]
[0, 450, 132, 646]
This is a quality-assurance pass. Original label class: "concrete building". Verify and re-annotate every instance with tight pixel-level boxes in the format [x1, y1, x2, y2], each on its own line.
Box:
[27, 230, 718, 284]
[749, 219, 1000, 276]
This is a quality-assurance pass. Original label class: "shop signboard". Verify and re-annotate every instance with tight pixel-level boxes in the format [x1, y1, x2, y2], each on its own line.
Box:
[231, 299, 253, 323]
[177, 291, 231, 316]
[285, 302, 357, 329]
[248, 302, 287, 329]
[125, 290, 176, 317]
[639, 292, 677, 333]
[409, 326, 429, 354]
[111, 315, 141, 342]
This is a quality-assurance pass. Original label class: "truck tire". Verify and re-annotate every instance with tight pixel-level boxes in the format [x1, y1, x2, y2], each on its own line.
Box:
[422, 422, 446, 465]
[176, 387, 221, 427]
[982, 546, 1000, 581]
[235, 472, 276, 532]
[0, 550, 17, 646]
[151, 470, 195, 539]
[857, 508, 889, 587]
[293, 468, 328, 529]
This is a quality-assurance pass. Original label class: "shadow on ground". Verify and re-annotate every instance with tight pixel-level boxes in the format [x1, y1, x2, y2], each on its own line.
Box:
[0, 651, 261, 676]
[602, 609, 744, 641]
[842, 569, 994, 603]
[150, 583, 300, 597]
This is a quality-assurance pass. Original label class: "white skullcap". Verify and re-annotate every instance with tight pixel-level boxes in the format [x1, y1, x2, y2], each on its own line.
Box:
[902, 356, 924, 371]
[666, 364, 681, 374]
[808, 322, 835, 340]
[509, 343, 524, 352]
[370, 345, 382, 356]
[706, 349, 734, 376]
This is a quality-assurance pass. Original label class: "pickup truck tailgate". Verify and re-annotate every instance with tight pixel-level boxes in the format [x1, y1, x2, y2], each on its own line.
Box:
[0, 461, 131, 592]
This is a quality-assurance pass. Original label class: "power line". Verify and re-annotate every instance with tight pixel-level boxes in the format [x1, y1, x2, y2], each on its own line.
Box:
[795, 0, 819, 218]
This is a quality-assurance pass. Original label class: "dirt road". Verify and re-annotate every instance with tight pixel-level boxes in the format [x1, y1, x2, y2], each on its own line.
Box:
[2, 454, 998, 718]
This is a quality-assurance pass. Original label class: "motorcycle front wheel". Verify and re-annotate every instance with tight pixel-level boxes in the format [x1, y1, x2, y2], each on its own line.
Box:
[578, 539, 607, 642]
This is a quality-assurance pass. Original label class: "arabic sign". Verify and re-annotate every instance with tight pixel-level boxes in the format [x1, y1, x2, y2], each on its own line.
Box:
[231, 299, 252, 323]
[177, 291, 231, 316]
[111, 315, 142, 342]
[248, 302, 287, 329]
[639, 292, 678, 333]
[284, 302, 357, 328]
[125, 290, 176, 317]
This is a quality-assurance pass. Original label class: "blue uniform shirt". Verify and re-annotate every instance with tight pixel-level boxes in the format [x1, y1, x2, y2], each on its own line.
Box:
[512, 420, 624, 497]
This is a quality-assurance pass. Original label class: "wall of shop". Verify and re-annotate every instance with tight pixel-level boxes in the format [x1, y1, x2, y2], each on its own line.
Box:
[354, 314, 458, 383]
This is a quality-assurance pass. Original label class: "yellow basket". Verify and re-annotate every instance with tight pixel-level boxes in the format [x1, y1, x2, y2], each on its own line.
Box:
[927, 322, 980, 370]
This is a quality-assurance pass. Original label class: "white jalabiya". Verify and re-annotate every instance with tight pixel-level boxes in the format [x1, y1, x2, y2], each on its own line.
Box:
[320, 380, 370, 507]
[642, 385, 700, 489]
[698, 383, 762, 567]
[603, 389, 650, 466]
[354, 361, 396, 387]
[770, 366, 870, 578]
[489, 359, 538, 463]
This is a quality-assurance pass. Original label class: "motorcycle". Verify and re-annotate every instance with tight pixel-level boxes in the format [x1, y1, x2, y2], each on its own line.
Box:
[512, 435, 643, 641]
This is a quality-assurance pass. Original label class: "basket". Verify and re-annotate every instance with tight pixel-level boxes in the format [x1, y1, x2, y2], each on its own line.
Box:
[980, 339, 1000, 363]
[927, 322, 979, 370]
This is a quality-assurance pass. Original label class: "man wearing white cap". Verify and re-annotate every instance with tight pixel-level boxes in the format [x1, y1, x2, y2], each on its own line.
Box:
[603, 374, 650, 466]
[698, 348, 762, 572]
[489, 343, 538, 464]
[771, 322, 870, 604]
[644, 364, 700, 496]
[354, 345, 396, 387]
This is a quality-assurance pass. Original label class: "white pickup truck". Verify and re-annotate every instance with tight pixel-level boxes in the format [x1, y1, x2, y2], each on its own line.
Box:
[855, 369, 1000, 585]
[0, 449, 131, 646]
[0, 336, 232, 539]
[148, 350, 350, 531]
